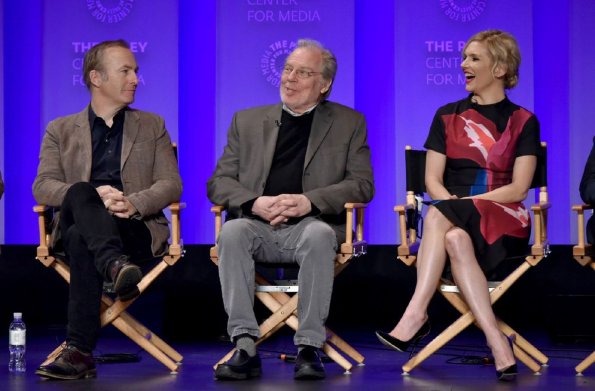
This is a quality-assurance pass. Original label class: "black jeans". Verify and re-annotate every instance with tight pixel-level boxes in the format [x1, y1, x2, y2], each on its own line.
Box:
[59, 182, 152, 352]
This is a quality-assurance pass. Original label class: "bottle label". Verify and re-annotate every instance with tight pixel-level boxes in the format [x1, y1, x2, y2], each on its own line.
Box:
[9, 330, 26, 346]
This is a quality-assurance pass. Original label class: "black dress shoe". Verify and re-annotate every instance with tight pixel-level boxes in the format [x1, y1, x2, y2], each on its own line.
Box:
[35, 345, 96, 380]
[214, 349, 262, 380]
[109, 255, 141, 301]
[294, 346, 325, 380]
[375, 321, 431, 352]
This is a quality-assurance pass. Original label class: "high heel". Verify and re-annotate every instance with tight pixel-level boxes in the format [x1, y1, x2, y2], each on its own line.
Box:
[375, 321, 430, 352]
[495, 335, 517, 382]
[496, 364, 517, 382]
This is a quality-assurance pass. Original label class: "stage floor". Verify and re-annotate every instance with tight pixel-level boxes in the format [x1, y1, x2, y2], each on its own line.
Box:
[2, 328, 594, 391]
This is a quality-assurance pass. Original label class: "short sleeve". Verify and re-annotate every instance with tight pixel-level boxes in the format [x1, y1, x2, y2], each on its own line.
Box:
[515, 115, 541, 157]
[424, 110, 446, 154]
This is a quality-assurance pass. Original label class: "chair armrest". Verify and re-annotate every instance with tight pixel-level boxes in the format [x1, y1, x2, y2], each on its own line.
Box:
[211, 205, 226, 241]
[33, 204, 51, 257]
[343, 203, 367, 245]
[168, 202, 184, 255]
[572, 203, 593, 267]
[395, 190, 420, 263]
[529, 201, 551, 258]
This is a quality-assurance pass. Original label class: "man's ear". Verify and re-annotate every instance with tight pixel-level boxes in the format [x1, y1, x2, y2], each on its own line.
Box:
[321, 80, 332, 94]
[89, 69, 102, 88]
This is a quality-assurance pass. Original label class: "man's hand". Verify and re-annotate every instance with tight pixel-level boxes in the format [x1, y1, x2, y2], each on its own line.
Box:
[97, 186, 137, 218]
[269, 194, 312, 225]
[96, 185, 121, 199]
[252, 195, 289, 223]
[252, 194, 312, 226]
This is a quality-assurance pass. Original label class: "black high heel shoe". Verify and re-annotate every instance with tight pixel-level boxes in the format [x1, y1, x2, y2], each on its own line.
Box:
[495, 335, 518, 382]
[375, 321, 431, 353]
[496, 364, 518, 382]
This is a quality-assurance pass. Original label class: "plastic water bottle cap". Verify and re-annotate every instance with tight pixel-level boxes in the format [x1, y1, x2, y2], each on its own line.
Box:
[13, 312, 22, 318]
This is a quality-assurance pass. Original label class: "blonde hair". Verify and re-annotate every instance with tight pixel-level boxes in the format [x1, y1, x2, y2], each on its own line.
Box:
[464, 30, 521, 89]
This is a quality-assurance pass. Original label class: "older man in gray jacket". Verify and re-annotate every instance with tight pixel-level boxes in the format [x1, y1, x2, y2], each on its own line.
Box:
[33, 40, 181, 380]
[208, 39, 374, 380]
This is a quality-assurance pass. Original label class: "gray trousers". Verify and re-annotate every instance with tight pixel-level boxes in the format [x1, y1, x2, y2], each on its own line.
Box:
[217, 216, 337, 348]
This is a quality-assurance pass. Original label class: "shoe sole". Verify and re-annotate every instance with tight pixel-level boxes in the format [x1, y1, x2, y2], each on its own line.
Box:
[375, 331, 407, 352]
[214, 366, 261, 380]
[114, 264, 142, 301]
[294, 367, 325, 380]
[35, 368, 97, 380]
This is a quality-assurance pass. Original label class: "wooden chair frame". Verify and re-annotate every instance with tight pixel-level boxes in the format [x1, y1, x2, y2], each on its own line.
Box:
[395, 143, 550, 375]
[210, 203, 367, 374]
[34, 202, 184, 373]
[571, 202, 595, 375]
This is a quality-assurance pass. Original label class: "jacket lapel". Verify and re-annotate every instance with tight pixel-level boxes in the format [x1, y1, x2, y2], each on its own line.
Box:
[304, 102, 333, 169]
[121, 109, 140, 168]
[262, 103, 283, 182]
[75, 107, 93, 180]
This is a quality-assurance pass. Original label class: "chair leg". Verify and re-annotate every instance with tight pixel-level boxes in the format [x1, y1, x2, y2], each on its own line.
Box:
[322, 342, 353, 373]
[41, 342, 68, 366]
[117, 311, 183, 363]
[110, 315, 179, 372]
[497, 319, 548, 367]
[576, 351, 595, 375]
[402, 310, 475, 373]
[326, 328, 364, 364]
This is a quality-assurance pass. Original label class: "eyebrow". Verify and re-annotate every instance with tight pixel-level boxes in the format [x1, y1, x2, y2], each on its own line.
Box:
[119, 65, 139, 72]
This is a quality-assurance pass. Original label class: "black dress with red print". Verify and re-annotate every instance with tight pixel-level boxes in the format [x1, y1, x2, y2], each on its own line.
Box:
[424, 94, 541, 277]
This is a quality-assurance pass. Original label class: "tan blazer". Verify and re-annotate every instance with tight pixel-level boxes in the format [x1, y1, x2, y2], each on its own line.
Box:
[207, 100, 375, 241]
[33, 106, 182, 256]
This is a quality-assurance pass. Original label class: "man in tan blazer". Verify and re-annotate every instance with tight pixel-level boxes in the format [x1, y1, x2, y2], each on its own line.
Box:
[208, 39, 374, 380]
[33, 40, 181, 380]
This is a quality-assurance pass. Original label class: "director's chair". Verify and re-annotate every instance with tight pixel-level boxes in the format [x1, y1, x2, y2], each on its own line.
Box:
[210, 204, 367, 374]
[571, 202, 595, 375]
[34, 199, 184, 373]
[395, 143, 550, 375]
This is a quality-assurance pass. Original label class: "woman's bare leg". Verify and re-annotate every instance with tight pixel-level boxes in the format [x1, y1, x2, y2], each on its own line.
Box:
[445, 228, 515, 370]
[389, 207, 454, 341]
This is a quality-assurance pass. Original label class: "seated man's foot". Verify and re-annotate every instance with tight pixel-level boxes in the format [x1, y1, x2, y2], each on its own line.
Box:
[294, 346, 325, 380]
[35, 345, 96, 380]
[214, 349, 262, 380]
[109, 255, 141, 301]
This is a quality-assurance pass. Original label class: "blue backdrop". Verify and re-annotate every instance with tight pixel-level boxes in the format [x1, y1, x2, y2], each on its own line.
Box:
[2, 0, 594, 245]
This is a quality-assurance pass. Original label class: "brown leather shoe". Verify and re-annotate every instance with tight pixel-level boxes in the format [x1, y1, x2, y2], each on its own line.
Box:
[36, 345, 96, 380]
[109, 255, 142, 301]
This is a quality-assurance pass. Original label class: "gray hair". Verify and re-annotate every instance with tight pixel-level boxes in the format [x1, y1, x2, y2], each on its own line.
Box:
[295, 39, 337, 99]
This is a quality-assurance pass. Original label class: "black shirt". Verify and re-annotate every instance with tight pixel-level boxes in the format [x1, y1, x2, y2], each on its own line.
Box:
[241, 108, 321, 221]
[89, 107, 125, 191]
[263, 109, 314, 196]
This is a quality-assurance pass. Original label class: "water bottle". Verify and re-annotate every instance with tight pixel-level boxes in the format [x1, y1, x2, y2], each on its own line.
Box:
[8, 313, 26, 373]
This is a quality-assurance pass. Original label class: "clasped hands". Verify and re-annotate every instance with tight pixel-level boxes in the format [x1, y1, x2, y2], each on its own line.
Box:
[96, 185, 137, 218]
[252, 194, 312, 226]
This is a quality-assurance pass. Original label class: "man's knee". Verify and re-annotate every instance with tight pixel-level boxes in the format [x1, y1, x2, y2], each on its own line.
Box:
[63, 182, 98, 205]
[218, 219, 256, 246]
[299, 221, 337, 253]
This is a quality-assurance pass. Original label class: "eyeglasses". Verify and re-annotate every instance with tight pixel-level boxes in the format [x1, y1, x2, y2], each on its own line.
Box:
[282, 65, 321, 79]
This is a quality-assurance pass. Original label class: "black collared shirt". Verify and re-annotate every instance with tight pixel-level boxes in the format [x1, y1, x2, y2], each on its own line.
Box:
[88, 107, 125, 191]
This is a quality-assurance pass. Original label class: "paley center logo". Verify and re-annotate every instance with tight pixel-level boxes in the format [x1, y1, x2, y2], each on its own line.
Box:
[260, 40, 297, 88]
[440, 0, 487, 22]
[87, 0, 134, 24]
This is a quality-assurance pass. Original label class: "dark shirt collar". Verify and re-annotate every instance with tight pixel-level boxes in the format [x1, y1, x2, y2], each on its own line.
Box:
[88, 105, 128, 129]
